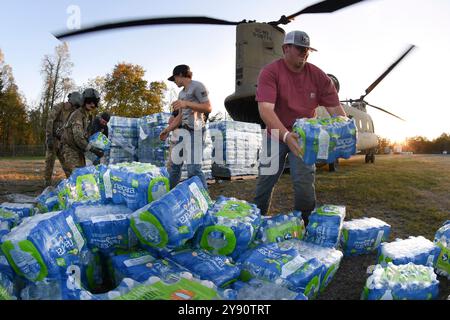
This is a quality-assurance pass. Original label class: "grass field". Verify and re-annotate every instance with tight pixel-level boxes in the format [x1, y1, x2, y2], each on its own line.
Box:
[0, 154, 449, 299]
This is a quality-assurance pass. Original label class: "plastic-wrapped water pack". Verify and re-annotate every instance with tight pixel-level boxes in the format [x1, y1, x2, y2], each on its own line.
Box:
[292, 117, 356, 165]
[0, 272, 15, 300]
[362, 262, 439, 300]
[209, 121, 262, 177]
[111, 251, 187, 285]
[35, 186, 60, 213]
[1, 210, 91, 282]
[232, 278, 308, 300]
[84, 272, 236, 300]
[85, 132, 111, 164]
[378, 236, 441, 267]
[0, 254, 16, 300]
[237, 241, 325, 299]
[0, 205, 21, 238]
[434, 220, 450, 279]
[0, 254, 15, 282]
[0, 203, 37, 237]
[169, 249, 241, 288]
[20, 255, 103, 300]
[58, 166, 104, 209]
[100, 162, 169, 211]
[0, 202, 37, 221]
[304, 205, 346, 248]
[255, 211, 305, 245]
[286, 240, 343, 292]
[130, 176, 213, 251]
[71, 204, 137, 254]
[196, 196, 261, 261]
[108, 116, 139, 164]
[341, 217, 391, 256]
[137, 113, 171, 166]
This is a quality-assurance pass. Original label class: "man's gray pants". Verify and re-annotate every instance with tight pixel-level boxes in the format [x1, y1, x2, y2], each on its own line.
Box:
[254, 135, 316, 222]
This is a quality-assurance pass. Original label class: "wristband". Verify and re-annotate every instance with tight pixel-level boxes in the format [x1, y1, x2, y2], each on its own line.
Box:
[282, 131, 290, 143]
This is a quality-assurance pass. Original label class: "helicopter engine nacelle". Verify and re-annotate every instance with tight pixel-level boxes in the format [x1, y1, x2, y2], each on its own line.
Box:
[225, 22, 285, 124]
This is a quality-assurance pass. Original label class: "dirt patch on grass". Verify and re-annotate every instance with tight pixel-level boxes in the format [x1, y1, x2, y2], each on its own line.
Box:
[0, 155, 449, 300]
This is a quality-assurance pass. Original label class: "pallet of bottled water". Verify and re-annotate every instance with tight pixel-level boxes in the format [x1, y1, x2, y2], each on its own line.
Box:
[378, 236, 441, 267]
[292, 117, 356, 165]
[434, 220, 450, 279]
[208, 121, 262, 177]
[137, 113, 171, 166]
[304, 205, 345, 248]
[362, 262, 439, 300]
[108, 116, 139, 164]
[341, 217, 391, 256]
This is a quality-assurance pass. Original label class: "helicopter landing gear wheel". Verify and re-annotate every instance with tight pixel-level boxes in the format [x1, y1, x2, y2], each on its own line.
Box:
[329, 159, 339, 172]
[365, 153, 375, 163]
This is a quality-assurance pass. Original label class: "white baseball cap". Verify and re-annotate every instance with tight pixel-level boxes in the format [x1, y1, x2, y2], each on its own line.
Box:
[283, 31, 317, 52]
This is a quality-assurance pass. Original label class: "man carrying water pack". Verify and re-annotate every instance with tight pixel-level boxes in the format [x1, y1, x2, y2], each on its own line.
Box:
[254, 30, 346, 226]
[159, 64, 212, 190]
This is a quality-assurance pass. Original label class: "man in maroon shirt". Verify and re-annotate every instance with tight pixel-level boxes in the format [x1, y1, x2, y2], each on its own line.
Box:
[254, 30, 346, 226]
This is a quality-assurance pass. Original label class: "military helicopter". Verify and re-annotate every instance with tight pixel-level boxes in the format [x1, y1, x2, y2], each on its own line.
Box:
[54, 0, 412, 170]
[316, 44, 415, 170]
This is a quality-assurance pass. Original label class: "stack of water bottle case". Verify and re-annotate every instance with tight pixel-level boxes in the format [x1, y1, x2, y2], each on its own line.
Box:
[1, 114, 448, 300]
[105, 114, 263, 179]
[105, 113, 358, 178]
[0, 163, 448, 300]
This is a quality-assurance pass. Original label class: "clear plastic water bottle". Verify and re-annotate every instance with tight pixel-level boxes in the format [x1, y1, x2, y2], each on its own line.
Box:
[207, 231, 228, 252]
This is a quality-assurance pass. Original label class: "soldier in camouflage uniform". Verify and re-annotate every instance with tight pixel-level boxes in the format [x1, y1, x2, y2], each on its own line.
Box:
[44, 91, 82, 186]
[61, 88, 105, 176]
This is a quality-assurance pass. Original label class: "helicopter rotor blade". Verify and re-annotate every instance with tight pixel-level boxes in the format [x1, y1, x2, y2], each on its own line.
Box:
[364, 101, 405, 121]
[271, 0, 368, 25]
[361, 44, 416, 100]
[54, 16, 241, 40]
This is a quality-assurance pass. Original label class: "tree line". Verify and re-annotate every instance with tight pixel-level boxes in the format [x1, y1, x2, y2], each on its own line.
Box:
[0, 43, 168, 150]
[1, 44, 448, 154]
[378, 134, 450, 154]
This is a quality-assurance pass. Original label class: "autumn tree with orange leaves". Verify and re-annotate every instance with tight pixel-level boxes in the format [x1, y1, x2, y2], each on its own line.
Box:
[103, 62, 166, 118]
